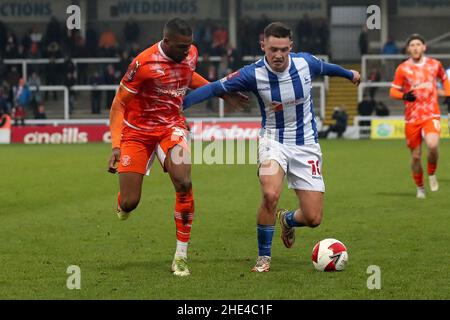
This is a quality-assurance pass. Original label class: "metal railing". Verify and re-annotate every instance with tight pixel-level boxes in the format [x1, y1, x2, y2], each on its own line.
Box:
[361, 54, 450, 81]
[27, 82, 326, 121]
[4, 54, 330, 90]
[29, 85, 70, 119]
[314, 82, 326, 119]
[8, 55, 328, 122]
[357, 82, 392, 102]
[4, 58, 121, 81]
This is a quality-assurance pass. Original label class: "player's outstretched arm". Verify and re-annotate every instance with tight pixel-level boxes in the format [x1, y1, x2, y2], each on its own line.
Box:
[321, 62, 360, 85]
[187, 73, 249, 111]
[108, 86, 135, 174]
[183, 81, 227, 110]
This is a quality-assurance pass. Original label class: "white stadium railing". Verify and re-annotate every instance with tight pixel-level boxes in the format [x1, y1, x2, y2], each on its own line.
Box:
[29, 85, 70, 119]
[361, 54, 450, 81]
[3, 58, 121, 80]
[23, 117, 266, 126]
[7, 55, 328, 123]
[357, 82, 392, 102]
[4, 55, 330, 90]
[28, 82, 326, 122]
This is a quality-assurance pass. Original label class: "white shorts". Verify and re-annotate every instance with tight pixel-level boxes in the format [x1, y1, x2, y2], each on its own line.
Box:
[258, 137, 325, 192]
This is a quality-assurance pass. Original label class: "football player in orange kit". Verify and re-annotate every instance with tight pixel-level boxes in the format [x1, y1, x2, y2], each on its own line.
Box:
[107, 18, 246, 276]
[390, 34, 450, 198]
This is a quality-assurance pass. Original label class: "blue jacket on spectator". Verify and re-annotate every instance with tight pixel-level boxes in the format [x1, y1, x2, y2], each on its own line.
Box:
[15, 85, 31, 107]
[382, 41, 399, 54]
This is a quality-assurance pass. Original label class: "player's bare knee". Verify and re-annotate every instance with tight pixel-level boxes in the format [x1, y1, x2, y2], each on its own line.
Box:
[262, 190, 280, 209]
[120, 196, 140, 212]
[304, 211, 322, 228]
[428, 146, 438, 155]
[174, 179, 192, 193]
[411, 153, 421, 163]
[307, 217, 322, 228]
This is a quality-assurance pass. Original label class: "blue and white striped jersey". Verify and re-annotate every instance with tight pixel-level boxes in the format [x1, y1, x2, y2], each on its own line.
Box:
[219, 52, 324, 146]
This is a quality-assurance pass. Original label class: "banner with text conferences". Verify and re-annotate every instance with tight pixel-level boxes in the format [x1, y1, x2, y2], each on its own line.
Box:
[371, 119, 450, 139]
[97, 0, 221, 21]
[240, 0, 327, 19]
[0, 0, 74, 22]
[397, 0, 450, 16]
[10, 122, 261, 144]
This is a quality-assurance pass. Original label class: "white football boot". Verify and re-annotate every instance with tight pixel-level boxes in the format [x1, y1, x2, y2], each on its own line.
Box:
[416, 187, 426, 199]
[172, 256, 190, 276]
[428, 175, 439, 192]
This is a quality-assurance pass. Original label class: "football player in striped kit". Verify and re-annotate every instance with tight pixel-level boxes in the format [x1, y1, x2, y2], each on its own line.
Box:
[183, 22, 360, 272]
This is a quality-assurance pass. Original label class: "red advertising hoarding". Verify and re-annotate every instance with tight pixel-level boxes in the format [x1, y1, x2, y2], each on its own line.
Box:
[10, 122, 261, 144]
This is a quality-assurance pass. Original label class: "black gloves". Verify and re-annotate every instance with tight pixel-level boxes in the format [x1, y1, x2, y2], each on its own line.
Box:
[403, 91, 416, 102]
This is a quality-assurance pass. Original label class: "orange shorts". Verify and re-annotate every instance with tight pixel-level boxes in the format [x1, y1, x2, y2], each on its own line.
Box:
[118, 126, 190, 175]
[405, 118, 441, 149]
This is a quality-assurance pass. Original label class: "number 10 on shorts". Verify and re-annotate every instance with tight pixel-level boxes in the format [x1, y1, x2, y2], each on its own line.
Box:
[308, 160, 321, 176]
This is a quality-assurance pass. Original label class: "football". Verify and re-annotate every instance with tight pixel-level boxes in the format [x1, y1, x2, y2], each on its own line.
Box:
[312, 238, 348, 271]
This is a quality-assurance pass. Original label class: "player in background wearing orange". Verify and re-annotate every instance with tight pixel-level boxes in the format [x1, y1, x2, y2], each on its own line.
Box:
[107, 18, 246, 276]
[390, 34, 450, 198]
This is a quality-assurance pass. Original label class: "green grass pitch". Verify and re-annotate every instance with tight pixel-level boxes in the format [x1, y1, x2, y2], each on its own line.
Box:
[1, 140, 449, 299]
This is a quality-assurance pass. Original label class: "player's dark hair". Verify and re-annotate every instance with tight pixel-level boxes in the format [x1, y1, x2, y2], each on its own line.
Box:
[406, 34, 426, 46]
[164, 18, 192, 37]
[264, 22, 292, 40]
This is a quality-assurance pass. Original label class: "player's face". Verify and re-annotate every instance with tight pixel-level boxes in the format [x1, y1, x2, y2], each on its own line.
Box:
[163, 33, 193, 63]
[407, 40, 426, 61]
[261, 36, 292, 72]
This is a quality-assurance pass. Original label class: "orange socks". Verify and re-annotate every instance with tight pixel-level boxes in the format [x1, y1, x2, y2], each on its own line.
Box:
[427, 162, 437, 176]
[174, 189, 194, 243]
[413, 172, 424, 188]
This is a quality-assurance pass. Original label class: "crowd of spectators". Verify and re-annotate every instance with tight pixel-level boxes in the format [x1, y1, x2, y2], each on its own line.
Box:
[1, 15, 408, 123]
[237, 14, 329, 56]
[0, 16, 251, 120]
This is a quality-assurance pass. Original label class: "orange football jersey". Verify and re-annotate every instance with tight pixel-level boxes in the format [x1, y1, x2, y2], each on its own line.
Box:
[392, 57, 448, 124]
[120, 41, 198, 133]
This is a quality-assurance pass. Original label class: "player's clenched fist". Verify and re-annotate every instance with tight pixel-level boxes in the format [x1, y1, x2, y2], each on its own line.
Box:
[108, 148, 121, 174]
[350, 70, 361, 86]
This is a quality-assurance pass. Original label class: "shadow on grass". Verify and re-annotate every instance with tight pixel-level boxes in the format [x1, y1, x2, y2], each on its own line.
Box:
[374, 192, 414, 197]
[108, 259, 169, 272]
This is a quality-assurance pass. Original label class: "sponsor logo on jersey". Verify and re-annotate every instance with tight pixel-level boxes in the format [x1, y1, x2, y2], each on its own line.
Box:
[412, 81, 433, 90]
[126, 61, 140, 82]
[270, 98, 305, 112]
[271, 101, 283, 112]
[156, 87, 187, 98]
